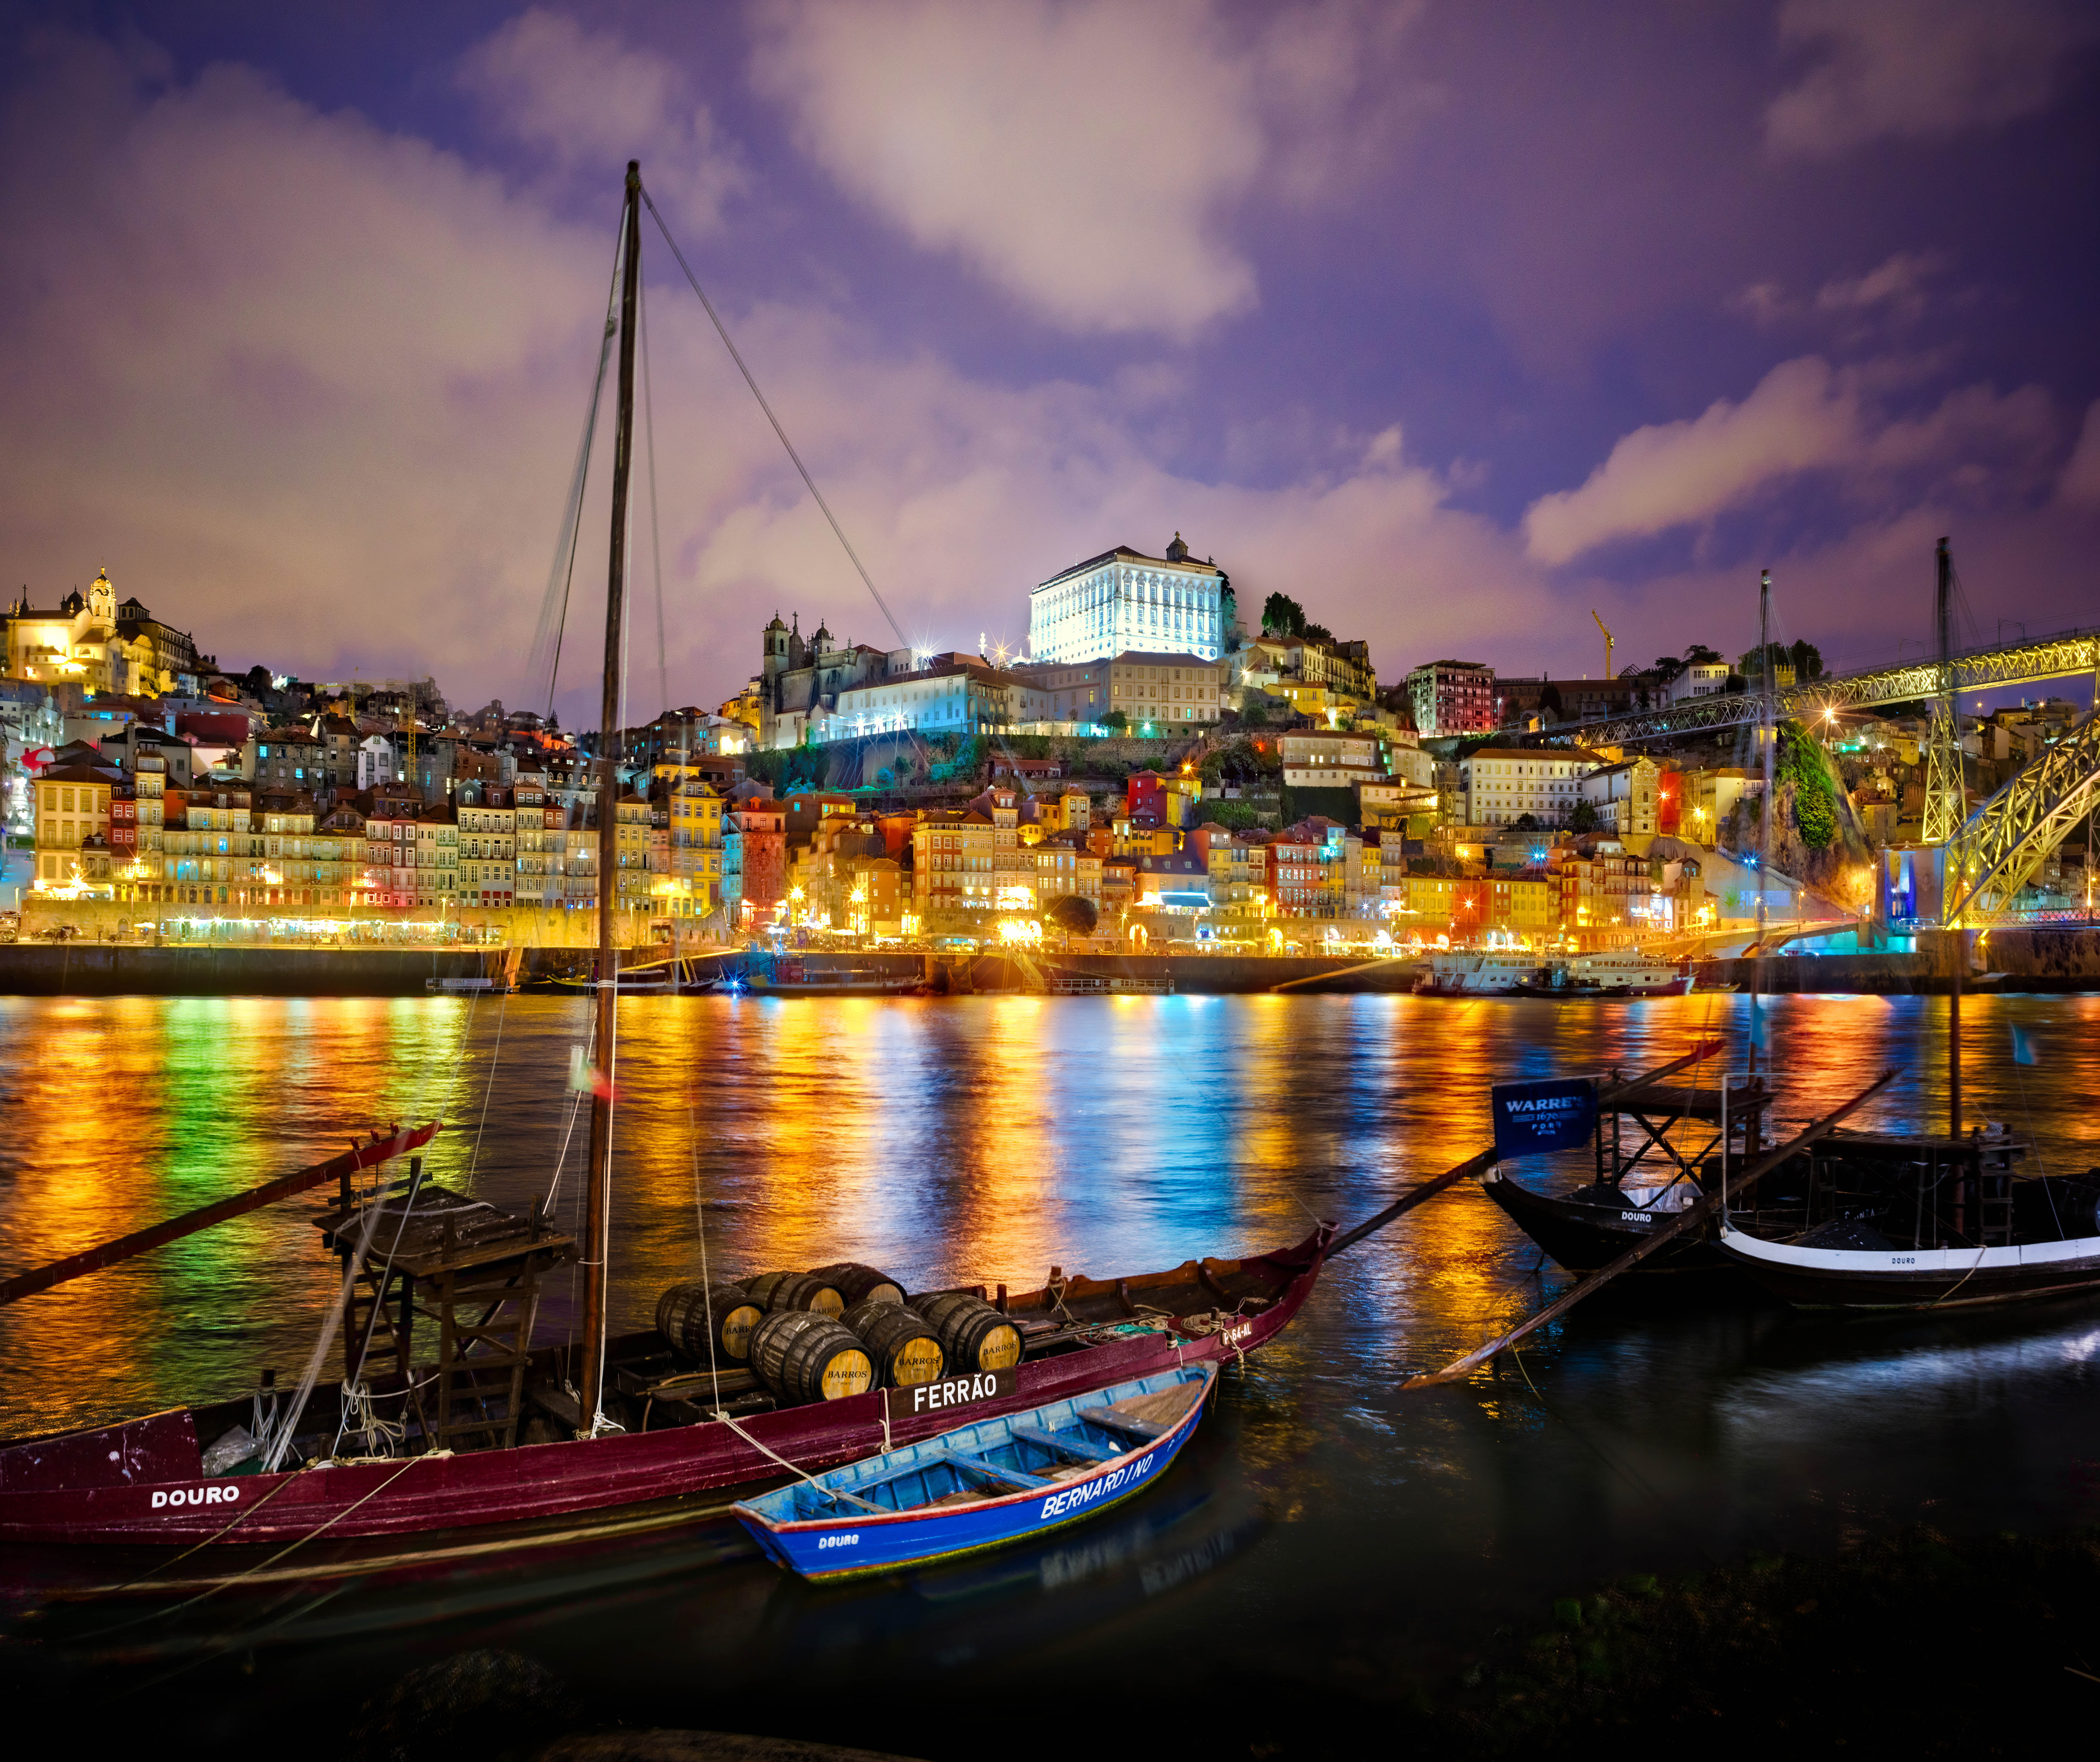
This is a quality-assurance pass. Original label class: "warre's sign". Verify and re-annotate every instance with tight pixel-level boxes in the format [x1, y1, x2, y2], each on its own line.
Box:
[1490, 1078, 1598, 1158]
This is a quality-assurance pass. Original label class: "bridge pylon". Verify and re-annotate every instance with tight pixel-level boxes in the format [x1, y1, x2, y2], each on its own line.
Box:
[1941, 705, 2100, 926]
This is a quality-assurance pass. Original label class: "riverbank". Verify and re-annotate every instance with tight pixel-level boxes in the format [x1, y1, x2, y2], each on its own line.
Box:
[0, 943, 1395, 996]
[1374, 1523, 2100, 1757]
[5, 927, 2098, 996]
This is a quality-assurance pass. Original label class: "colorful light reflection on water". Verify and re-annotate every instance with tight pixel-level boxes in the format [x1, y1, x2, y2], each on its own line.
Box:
[2, 991, 2098, 1753]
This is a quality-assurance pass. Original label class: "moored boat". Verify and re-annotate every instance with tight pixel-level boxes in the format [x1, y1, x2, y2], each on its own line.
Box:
[1416, 949, 1547, 996]
[733, 1365, 1213, 1580]
[1480, 1072, 1772, 1273]
[1513, 951, 1695, 997]
[1717, 1128, 2100, 1309]
[742, 952, 924, 996]
[0, 1206, 1328, 1556]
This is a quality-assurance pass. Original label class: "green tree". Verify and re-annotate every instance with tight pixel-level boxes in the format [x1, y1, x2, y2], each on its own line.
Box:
[1685, 643, 1722, 665]
[1045, 894, 1100, 935]
[1540, 681, 1565, 719]
[1778, 719, 1837, 849]
[1788, 638, 1825, 683]
[1261, 592, 1305, 636]
[1101, 709, 1129, 733]
[1569, 800, 1598, 832]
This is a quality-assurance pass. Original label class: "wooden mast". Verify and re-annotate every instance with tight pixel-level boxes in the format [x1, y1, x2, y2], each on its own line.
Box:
[581, 160, 642, 1434]
[1938, 537, 1963, 1138]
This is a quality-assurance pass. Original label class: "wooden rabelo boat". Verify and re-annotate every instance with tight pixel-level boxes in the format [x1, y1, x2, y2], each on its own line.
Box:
[0, 1162, 1326, 1554]
[1479, 1072, 1775, 1274]
[1716, 1128, 2100, 1309]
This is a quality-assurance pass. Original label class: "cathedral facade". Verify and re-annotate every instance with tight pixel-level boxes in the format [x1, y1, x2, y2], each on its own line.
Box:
[4, 569, 204, 697]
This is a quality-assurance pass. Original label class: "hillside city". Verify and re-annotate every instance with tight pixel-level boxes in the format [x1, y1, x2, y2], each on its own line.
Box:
[3, 539, 2087, 949]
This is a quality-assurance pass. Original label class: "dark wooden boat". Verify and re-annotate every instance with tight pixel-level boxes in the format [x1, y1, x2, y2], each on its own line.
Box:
[1480, 1074, 1774, 1274]
[1480, 1172, 1721, 1273]
[1717, 1128, 2100, 1309]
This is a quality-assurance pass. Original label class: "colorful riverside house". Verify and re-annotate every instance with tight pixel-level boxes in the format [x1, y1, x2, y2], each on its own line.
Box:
[911, 806, 998, 926]
[731, 792, 786, 922]
[1268, 818, 1362, 919]
[30, 760, 122, 894]
[667, 778, 724, 917]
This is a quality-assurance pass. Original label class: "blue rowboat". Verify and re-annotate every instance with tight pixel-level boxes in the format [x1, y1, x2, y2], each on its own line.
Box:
[732, 1364, 1215, 1580]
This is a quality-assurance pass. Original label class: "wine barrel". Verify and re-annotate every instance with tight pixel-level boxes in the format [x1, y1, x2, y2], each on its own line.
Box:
[749, 1312, 874, 1404]
[656, 1282, 763, 1364]
[909, 1291, 1023, 1373]
[742, 1271, 797, 1311]
[840, 1299, 944, 1388]
[766, 1272, 845, 1317]
[810, 1261, 906, 1309]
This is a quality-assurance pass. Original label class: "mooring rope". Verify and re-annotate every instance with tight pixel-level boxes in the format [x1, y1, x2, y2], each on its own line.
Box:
[714, 1411, 884, 1515]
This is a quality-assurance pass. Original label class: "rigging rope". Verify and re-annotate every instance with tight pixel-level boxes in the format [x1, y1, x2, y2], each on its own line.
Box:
[641, 268, 672, 727]
[530, 214, 628, 720]
[640, 184, 908, 653]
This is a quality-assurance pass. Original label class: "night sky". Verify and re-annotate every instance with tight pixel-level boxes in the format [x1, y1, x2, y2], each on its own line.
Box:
[3, 1, 2097, 725]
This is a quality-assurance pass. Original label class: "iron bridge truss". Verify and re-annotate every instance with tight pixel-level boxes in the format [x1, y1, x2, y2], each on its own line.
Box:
[1942, 706, 2100, 927]
[1542, 630, 2100, 751]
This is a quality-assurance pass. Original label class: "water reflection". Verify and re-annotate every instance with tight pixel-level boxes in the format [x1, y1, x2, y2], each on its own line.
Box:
[4, 992, 2100, 1746]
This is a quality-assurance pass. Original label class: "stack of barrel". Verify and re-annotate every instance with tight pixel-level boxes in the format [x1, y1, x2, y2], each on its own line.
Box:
[654, 1262, 1026, 1405]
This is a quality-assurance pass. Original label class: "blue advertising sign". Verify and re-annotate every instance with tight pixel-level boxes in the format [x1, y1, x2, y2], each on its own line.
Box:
[1490, 1078, 1598, 1159]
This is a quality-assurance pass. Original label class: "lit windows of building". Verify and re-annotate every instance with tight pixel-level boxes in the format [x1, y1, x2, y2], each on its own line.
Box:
[1028, 536, 1229, 666]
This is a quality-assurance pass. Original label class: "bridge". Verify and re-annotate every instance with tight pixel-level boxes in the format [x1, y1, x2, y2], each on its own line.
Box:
[1541, 626, 2100, 751]
[1944, 708, 2100, 927]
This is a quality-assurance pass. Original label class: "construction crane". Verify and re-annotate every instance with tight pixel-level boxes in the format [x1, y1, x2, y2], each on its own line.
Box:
[1591, 609, 1614, 680]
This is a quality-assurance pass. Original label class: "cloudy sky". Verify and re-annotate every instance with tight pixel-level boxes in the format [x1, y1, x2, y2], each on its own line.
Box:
[3, 0, 2097, 724]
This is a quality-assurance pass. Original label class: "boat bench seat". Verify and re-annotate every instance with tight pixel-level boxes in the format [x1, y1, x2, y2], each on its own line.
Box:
[926, 1449, 1050, 1491]
[844, 1448, 1050, 1502]
[1076, 1408, 1165, 1443]
[1011, 1424, 1123, 1465]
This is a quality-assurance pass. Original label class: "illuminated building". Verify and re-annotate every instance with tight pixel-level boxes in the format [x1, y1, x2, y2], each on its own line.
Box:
[1405, 659, 1497, 737]
[31, 760, 123, 892]
[1028, 535, 1229, 665]
[1457, 747, 1605, 828]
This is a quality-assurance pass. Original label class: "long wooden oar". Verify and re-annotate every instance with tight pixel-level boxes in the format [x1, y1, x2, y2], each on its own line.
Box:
[0, 1121, 443, 1307]
[1398, 1068, 1898, 1388]
[1326, 1039, 1723, 1258]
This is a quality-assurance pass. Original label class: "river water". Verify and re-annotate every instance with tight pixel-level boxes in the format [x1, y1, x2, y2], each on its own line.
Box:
[3, 991, 2098, 1755]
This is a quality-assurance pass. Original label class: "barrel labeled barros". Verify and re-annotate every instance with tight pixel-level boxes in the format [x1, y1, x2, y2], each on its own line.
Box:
[909, 1291, 1023, 1373]
[840, 1298, 944, 1387]
[749, 1311, 874, 1404]
[656, 1282, 763, 1364]
[810, 1261, 906, 1309]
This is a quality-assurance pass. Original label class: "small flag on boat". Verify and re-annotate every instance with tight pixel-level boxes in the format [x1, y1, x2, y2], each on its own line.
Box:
[2010, 1025, 2041, 1066]
[567, 1044, 621, 1101]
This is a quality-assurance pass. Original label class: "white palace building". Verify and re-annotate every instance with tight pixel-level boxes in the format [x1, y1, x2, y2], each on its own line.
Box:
[1027, 535, 1230, 666]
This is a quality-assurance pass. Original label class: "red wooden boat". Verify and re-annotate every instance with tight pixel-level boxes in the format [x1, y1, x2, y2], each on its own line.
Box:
[0, 1217, 1330, 1559]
